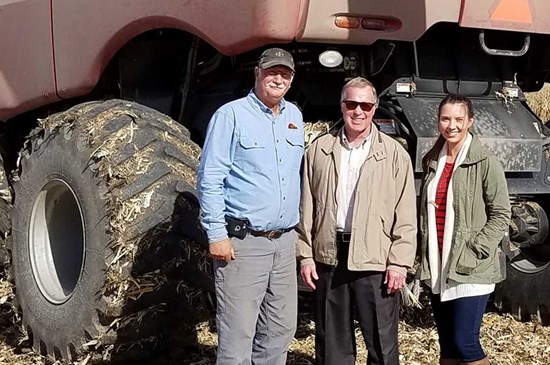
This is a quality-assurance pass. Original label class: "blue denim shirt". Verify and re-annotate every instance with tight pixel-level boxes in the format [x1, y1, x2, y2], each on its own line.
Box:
[197, 90, 304, 243]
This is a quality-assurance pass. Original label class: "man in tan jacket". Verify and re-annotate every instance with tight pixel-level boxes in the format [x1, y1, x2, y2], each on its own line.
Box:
[296, 77, 417, 365]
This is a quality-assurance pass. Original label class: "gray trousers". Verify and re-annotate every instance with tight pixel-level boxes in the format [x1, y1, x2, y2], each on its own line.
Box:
[214, 231, 298, 365]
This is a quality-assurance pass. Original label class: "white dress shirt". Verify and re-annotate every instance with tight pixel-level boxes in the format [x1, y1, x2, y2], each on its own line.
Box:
[336, 129, 373, 232]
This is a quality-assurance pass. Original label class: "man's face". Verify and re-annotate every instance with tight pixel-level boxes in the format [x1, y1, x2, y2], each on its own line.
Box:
[341, 86, 377, 137]
[438, 102, 473, 146]
[254, 66, 294, 107]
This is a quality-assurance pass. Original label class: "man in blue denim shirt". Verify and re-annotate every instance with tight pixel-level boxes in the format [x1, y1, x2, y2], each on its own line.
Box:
[197, 48, 304, 365]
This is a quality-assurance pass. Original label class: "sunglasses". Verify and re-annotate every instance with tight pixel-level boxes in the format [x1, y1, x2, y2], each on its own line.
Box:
[342, 100, 376, 112]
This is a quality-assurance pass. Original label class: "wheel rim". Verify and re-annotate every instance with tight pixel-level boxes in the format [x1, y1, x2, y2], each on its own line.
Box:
[29, 179, 85, 304]
[511, 255, 550, 274]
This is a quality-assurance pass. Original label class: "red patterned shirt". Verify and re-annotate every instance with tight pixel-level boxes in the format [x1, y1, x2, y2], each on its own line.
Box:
[435, 162, 455, 255]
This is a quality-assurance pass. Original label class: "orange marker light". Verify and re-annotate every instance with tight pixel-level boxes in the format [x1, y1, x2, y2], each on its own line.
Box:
[335, 16, 360, 29]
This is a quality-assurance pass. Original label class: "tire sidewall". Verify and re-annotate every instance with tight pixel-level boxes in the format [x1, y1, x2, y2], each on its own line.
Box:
[12, 130, 108, 342]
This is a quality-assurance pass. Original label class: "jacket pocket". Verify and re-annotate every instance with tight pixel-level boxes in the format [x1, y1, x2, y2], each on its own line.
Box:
[379, 216, 393, 265]
[455, 232, 480, 275]
[350, 213, 393, 268]
[380, 215, 392, 239]
[366, 215, 392, 265]
[497, 247, 507, 281]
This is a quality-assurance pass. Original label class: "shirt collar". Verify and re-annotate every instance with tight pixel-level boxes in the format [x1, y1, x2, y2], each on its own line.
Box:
[247, 89, 286, 115]
[340, 127, 373, 151]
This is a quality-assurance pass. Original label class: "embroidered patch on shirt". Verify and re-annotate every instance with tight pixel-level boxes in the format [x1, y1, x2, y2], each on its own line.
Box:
[288, 122, 298, 130]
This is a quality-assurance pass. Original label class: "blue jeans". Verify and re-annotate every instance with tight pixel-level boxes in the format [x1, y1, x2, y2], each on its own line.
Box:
[430, 293, 490, 362]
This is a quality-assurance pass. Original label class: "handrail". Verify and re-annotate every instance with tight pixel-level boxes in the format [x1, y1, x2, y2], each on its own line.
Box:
[479, 30, 530, 57]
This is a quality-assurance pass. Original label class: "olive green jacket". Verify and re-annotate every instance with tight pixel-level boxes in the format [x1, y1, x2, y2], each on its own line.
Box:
[418, 135, 511, 284]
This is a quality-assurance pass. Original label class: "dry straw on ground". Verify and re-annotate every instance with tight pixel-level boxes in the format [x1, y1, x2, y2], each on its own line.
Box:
[165, 300, 550, 365]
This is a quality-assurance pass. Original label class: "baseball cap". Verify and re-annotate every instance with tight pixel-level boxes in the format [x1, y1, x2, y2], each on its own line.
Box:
[258, 48, 295, 72]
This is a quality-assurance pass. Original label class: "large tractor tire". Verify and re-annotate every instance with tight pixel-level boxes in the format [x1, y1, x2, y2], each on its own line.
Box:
[0, 141, 12, 272]
[494, 255, 550, 324]
[494, 201, 550, 324]
[0, 192, 10, 271]
[10, 100, 213, 362]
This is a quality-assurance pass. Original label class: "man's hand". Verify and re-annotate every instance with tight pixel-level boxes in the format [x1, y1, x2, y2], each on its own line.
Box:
[300, 263, 319, 290]
[384, 269, 406, 294]
[209, 238, 235, 262]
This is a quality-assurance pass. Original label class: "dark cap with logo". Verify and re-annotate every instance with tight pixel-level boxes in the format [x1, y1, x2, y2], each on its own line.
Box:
[258, 48, 295, 72]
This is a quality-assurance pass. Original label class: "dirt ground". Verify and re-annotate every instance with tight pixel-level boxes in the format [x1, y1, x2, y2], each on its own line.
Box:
[2, 84, 550, 364]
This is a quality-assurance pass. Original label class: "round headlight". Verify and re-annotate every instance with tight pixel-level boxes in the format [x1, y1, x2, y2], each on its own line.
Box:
[318, 50, 343, 68]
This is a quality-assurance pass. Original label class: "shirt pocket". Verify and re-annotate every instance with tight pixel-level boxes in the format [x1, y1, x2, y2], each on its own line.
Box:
[285, 134, 304, 170]
[286, 134, 304, 148]
[236, 134, 270, 171]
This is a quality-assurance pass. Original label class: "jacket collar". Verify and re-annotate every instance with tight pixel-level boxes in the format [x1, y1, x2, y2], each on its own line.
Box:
[461, 135, 488, 165]
[319, 125, 387, 182]
[424, 133, 487, 172]
[369, 126, 388, 161]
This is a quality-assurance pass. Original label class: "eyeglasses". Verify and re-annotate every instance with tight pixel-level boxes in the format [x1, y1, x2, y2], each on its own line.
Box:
[342, 100, 376, 112]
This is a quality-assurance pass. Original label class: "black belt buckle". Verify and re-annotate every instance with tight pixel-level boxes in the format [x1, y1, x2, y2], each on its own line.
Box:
[337, 232, 351, 243]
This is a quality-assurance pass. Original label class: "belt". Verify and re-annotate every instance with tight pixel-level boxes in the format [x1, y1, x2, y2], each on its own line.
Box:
[249, 227, 293, 240]
[336, 231, 351, 243]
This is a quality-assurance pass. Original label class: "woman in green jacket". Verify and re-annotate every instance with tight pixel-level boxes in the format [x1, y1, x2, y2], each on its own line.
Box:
[418, 94, 511, 365]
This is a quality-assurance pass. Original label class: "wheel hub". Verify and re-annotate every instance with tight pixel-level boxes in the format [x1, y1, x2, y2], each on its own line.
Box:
[508, 201, 550, 274]
[29, 179, 85, 304]
[510, 201, 549, 248]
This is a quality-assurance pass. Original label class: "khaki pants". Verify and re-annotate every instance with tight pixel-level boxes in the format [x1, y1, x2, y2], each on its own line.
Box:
[214, 231, 298, 365]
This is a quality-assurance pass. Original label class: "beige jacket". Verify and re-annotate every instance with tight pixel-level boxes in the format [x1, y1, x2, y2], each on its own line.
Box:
[296, 126, 417, 276]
